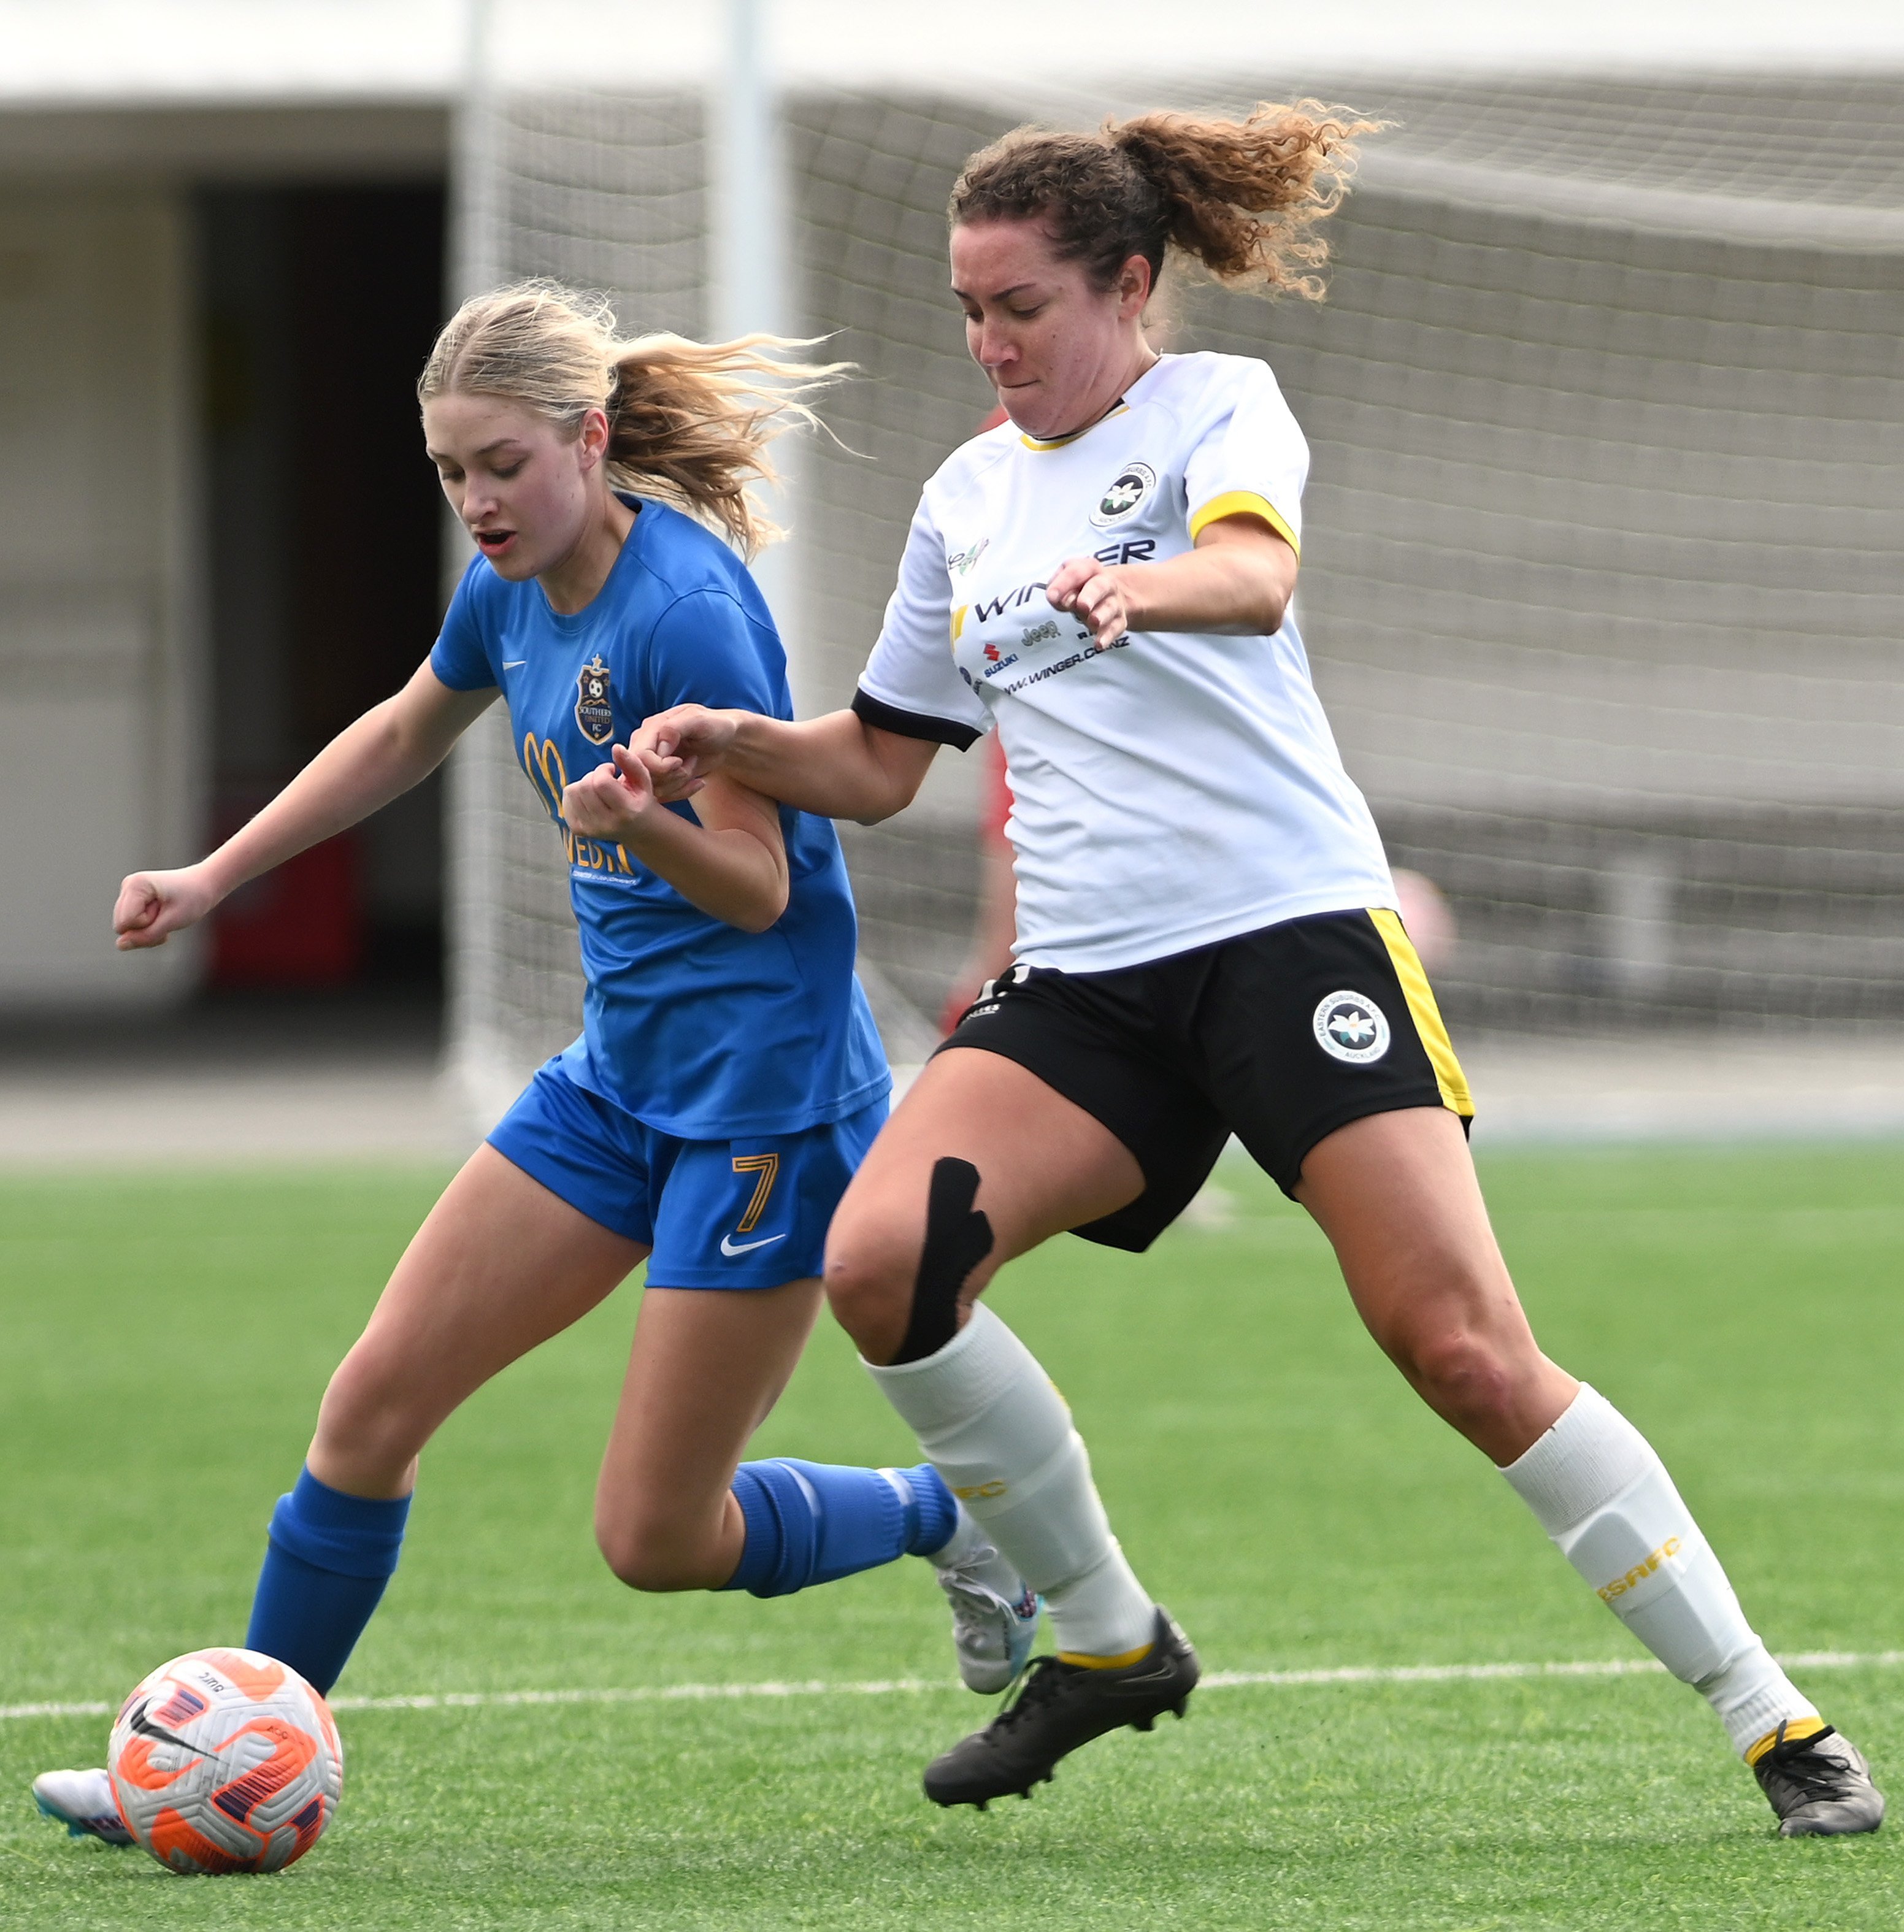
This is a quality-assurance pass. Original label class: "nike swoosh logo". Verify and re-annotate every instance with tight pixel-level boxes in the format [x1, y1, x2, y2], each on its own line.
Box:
[720, 1232, 786, 1257]
[127, 1699, 226, 1761]
[502, 660, 527, 669]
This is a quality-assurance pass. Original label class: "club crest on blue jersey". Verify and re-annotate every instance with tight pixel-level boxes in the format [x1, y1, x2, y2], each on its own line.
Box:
[575, 654, 615, 745]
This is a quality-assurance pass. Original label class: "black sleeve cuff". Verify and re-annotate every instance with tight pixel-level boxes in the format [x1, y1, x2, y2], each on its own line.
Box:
[851, 687, 984, 751]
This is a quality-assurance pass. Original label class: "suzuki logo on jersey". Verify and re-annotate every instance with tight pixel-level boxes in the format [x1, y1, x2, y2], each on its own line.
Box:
[1089, 461, 1157, 528]
[574, 654, 615, 745]
[1312, 991, 1392, 1065]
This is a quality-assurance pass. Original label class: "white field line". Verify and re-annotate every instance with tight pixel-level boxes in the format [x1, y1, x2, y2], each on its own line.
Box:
[8, 1649, 1904, 1724]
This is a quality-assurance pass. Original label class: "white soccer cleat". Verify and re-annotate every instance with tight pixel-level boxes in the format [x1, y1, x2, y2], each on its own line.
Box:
[935, 1545, 1042, 1693]
[32, 1766, 133, 1847]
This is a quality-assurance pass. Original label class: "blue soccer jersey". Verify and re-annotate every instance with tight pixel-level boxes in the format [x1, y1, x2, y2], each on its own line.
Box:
[431, 496, 888, 1139]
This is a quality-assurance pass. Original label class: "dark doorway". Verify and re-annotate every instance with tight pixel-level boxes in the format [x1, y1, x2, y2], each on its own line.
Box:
[199, 182, 448, 999]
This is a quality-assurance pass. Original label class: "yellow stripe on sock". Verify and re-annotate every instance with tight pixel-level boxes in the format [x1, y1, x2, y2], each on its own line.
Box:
[1056, 1642, 1154, 1670]
[1368, 907, 1473, 1118]
[1746, 1715, 1828, 1765]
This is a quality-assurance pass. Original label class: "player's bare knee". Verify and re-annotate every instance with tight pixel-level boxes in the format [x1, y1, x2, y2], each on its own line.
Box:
[1402, 1328, 1518, 1431]
[823, 1225, 918, 1361]
[312, 1348, 419, 1482]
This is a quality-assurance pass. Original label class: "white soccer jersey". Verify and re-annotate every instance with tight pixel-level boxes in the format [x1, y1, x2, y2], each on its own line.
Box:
[855, 351, 1397, 975]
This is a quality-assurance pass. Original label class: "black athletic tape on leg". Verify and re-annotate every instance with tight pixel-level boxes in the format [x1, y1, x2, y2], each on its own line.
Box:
[893, 1158, 994, 1364]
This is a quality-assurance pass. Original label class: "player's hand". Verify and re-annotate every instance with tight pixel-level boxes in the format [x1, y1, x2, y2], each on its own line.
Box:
[1045, 555, 1136, 646]
[562, 745, 662, 843]
[113, 865, 220, 951]
[630, 705, 737, 802]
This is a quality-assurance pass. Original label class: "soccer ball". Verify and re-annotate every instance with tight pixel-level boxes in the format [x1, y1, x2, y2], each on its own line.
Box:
[106, 1648, 343, 1874]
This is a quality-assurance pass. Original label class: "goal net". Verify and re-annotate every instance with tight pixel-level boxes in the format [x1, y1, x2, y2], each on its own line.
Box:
[447, 63, 1904, 1114]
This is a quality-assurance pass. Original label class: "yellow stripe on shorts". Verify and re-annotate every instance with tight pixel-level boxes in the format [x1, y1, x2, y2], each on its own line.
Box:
[1368, 907, 1473, 1119]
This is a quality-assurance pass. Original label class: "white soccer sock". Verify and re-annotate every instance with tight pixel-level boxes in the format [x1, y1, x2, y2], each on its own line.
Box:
[865, 1303, 1156, 1660]
[1502, 1384, 1816, 1755]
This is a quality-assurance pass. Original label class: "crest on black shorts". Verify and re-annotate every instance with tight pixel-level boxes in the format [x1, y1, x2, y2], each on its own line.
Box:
[1313, 991, 1392, 1065]
[574, 654, 615, 745]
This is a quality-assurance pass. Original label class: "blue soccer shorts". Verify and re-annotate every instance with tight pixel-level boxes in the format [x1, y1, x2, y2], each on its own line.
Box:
[487, 1056, 888, 1289]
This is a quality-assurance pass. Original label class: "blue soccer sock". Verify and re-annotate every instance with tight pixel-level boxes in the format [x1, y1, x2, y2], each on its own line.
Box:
[245, 1466, 410, 1695]
[721, 1460, 957, 1598]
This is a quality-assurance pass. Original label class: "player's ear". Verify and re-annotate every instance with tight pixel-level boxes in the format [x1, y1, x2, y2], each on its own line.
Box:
[574, 406, 611, 469]
[1117, 253, 1153, 319]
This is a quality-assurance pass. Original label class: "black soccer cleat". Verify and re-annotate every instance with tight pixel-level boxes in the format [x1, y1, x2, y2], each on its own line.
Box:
[1749, 1719, 1885, 1837]
[923, 1607, 1199, 1809]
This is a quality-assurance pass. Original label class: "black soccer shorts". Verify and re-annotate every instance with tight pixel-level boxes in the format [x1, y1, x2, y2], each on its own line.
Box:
[937, 907, 1475, 1251]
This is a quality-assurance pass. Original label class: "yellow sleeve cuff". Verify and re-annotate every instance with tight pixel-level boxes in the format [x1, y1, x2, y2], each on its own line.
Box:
[1188, 490, 1300, 557]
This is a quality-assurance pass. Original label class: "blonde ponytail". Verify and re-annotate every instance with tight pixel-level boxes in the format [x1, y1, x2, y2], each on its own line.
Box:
[418, 281, 845, 556]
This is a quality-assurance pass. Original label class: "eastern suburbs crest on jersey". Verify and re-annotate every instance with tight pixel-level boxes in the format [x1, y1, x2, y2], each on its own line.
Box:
[1088, 460, 1156, 528]
[575, 654, 615, 745]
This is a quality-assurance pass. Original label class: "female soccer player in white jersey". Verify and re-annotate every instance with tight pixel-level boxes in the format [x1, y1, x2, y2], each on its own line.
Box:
[31, 283, 1040, 1849]
[634, 110, 1883, 1833]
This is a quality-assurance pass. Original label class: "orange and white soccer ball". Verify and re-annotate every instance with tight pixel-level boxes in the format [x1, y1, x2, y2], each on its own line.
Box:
[106, 1648, 343, 1874]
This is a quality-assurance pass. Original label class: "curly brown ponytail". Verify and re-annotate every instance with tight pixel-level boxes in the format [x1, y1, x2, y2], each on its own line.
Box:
[419, 282, 845, 556]
[949, 101, 1384, 301]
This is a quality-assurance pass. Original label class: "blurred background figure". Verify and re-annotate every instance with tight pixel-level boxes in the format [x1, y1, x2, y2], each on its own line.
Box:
[1391, 870, 1457, 979]
[940, 738, 1018, 1037]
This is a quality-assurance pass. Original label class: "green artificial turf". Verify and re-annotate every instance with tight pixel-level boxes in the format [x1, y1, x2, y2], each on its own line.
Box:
[2, 1146, 1902, 1927]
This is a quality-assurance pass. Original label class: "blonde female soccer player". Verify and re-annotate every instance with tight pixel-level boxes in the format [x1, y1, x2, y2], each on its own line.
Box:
[32, 284, 1037, 1848]
[634, 109, 1883, 1833]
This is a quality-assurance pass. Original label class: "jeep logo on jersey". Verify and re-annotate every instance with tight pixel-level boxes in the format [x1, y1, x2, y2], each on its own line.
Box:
[1312, 991, 1392, 1065]
[574, 654, 615, 745]
[1089, 461, 1156, 528]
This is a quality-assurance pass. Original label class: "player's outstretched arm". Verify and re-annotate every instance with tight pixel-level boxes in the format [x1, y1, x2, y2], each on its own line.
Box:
[632, 705, 939, 827]
[1046, 513, 1299, 646]
[562, 748, 791, 933]
[113, 661, 496, 951]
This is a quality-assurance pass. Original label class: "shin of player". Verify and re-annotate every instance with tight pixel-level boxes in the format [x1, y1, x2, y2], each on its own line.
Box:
[1503, 1386, 1818, 1757]
[830, 1133, 1197, 1809]
[860, 1160, 1154, 1666]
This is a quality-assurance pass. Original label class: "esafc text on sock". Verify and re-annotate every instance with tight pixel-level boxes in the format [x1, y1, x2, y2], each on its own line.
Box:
[1502, 1384, 1816, 1755]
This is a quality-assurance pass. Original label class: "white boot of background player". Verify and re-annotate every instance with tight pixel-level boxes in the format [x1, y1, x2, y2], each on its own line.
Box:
[33, 1766, 131, 1847]
[903, 1479, 1040, 1693]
